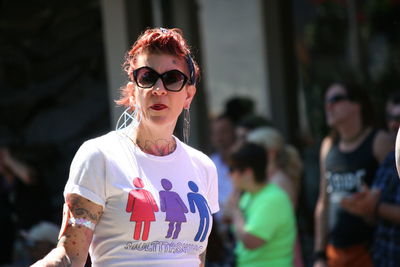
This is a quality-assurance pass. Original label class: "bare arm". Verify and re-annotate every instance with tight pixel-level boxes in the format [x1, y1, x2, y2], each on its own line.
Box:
[376, 202, 400, 224]
[31, 194, 103, 267]
[341, 186, 400, 224]
[232, 208, 266, 250]
[313, 137, 332, 266]
[199, 250, 206, 267]
[225, 189, 265, 250]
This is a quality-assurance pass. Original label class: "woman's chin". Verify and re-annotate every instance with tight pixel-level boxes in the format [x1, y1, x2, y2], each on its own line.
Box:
[145, 116, 175, 127]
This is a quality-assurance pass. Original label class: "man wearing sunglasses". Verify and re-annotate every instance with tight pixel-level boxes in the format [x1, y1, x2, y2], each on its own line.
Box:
[341, 90, 400, 267]
[314, 82, 393, 267]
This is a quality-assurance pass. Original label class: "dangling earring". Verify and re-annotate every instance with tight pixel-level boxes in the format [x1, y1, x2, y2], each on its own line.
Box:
[183, 107, 190, 144]
[115, 105, 141, 133]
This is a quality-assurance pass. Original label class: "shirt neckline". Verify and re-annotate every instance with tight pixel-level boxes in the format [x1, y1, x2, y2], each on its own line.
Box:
[122, 132, 182, 162]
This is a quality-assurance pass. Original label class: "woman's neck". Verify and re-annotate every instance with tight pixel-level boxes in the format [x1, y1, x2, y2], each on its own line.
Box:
[336, 117, 366, 144]
[267, 162, 278, 179]
[268, 167, 288, 185]
[133, 126, 177, 156]
[338, 125, 370, 147]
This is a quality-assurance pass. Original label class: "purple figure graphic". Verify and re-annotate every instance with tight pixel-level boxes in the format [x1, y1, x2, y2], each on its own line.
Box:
[187, 181, 211, 242]
[126, 177, 159, 241]
[159, 178, 188, 239]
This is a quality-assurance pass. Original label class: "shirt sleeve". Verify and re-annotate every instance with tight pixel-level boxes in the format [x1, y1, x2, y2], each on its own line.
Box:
[206, 158, 220, 214]
[63, 140, 107, 208]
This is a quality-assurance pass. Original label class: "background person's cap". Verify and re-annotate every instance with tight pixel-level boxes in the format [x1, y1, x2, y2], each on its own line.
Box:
[21, 221, 59, 245]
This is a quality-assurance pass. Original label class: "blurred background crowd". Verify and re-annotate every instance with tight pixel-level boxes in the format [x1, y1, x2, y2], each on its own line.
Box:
[1, 0, 400, 266]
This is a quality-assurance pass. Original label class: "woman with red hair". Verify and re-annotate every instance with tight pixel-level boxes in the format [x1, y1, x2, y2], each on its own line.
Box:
[33, 28, 219, 267]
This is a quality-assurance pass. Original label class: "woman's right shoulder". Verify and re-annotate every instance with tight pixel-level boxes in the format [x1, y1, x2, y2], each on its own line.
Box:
[73, 131, 123, 161]
[79, 131, 122, 151]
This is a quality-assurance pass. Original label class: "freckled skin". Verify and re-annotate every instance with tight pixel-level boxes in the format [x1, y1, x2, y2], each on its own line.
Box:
[200, 251, 206, 266]
[55, 193, 104, 265]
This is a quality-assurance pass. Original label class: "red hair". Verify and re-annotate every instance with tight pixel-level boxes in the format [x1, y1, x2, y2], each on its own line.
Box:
[116, 28, 200, 107]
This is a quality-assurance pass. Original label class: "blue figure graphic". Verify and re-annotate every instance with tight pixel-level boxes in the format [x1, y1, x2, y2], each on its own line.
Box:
[187, 181, 211, 242]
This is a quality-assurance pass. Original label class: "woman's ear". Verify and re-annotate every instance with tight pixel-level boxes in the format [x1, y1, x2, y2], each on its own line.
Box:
[184, 85, 196, 109]
[129, 96, 135, 109]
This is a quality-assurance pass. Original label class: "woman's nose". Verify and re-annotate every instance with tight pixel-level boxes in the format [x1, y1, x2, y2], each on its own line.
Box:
[151, 79, 167, 95]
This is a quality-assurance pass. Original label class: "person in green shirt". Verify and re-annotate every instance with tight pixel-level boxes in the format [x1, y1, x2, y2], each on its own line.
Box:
[226, 142, 296, 267]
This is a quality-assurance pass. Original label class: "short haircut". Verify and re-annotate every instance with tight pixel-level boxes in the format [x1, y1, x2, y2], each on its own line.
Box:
[228, 142, 267, 184]
[224, 97, 255, 124]
[237, 114, 272, 131]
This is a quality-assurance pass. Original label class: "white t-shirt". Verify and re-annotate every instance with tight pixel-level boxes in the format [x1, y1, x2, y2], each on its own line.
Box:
[64, 131, 219, 267]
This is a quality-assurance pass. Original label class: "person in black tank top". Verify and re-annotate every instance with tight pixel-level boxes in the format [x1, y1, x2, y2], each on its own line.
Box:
[339, 91, 400, 267]
[325, 130, 378, 247]
[313, 82, 392, 267]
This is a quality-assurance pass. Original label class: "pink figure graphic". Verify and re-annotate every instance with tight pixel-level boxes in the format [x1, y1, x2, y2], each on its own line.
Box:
[126, 177, 159, 241]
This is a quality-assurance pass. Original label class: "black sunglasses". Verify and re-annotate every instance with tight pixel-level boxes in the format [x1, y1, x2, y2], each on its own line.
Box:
[326, 94, 349, 104]
[132, 66, 189, 92]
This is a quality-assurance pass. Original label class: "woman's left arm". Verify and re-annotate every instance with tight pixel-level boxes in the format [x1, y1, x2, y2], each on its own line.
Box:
[32, 193, 103, 266]
[232, 208, 266, 249]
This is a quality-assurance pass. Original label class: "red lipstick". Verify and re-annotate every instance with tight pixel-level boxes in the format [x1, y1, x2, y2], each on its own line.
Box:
[151, 104, 167, 110]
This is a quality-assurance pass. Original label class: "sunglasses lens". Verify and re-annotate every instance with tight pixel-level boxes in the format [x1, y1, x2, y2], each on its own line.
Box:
[162, 70, 186, 91]
[135, 68, 158, 88]
[133, 67, 188, 91]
